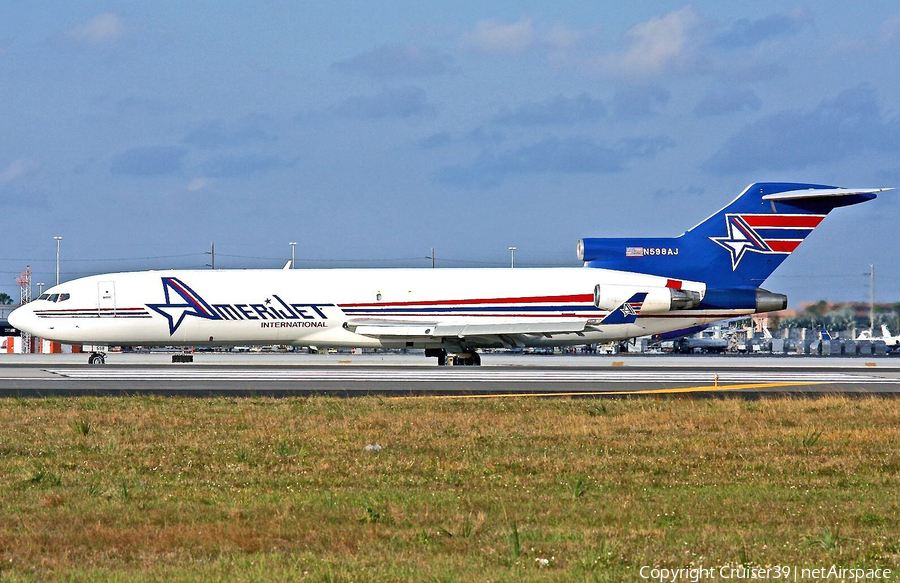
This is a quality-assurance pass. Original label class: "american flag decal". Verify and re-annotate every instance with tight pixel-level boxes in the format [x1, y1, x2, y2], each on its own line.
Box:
[625, 246, 644, 257]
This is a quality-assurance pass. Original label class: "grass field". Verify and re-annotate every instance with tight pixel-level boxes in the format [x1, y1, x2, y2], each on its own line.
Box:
[0, 395, 898, 581]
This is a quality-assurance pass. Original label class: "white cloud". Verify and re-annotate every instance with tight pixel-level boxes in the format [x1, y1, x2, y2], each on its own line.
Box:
[67, 13, 125, 47]
[879, 14, 900, 43]
[0, 159, 36, 183]
[556, 8, 817, 79]
[611, 6, 702, 76]
[462, 18, 535, 54]
[188, 177, 214, 192]
[828, 13, 900, 54]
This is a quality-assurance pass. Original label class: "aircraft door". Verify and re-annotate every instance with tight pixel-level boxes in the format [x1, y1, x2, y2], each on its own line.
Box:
[98, 281, 116, 317]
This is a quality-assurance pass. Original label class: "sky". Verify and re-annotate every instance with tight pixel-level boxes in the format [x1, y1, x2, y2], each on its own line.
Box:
[2, 1, 899, 306]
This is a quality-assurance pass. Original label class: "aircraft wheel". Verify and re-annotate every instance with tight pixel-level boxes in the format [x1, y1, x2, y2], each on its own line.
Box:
[88, 353, 106, 365]
[457, 352, 481, 366]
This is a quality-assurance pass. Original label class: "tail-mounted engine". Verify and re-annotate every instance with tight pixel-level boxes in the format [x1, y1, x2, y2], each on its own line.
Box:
[593, 284, 702, 314]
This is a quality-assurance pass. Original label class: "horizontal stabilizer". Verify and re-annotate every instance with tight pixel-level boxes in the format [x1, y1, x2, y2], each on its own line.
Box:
[762, 187, 892, 201]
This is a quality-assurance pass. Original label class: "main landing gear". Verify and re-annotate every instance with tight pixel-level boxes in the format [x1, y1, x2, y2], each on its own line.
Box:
[86, 351, 194, 364]
[425, 348, 447, 365]
[425, 348, 481, 366]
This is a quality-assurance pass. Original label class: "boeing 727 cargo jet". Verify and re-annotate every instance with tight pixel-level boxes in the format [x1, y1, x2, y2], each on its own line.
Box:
[8, 183, 889, 365]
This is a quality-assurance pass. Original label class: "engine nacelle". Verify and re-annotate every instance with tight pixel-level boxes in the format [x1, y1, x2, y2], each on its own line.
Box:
[700, 288, 787, 313]
[755, 289, 787, 313]
[593, 284, 702, 314]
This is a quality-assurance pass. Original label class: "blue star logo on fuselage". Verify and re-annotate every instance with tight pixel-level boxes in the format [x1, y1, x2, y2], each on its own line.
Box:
[147, 277, 220, 335]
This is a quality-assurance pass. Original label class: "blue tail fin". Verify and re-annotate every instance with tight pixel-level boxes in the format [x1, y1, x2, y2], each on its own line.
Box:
[578, 183, 885, 289]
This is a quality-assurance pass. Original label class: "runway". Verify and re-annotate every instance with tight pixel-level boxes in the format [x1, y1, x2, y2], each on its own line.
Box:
[1, 353, 900, 397]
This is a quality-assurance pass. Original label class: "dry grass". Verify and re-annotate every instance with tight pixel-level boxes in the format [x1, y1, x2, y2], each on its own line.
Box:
[0, 395, 898, 580]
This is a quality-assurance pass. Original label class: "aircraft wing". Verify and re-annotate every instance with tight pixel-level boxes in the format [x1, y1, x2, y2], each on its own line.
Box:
[343, 293, 649, 348]
[345, 319, 593, 349]
[345, 319, 590, 339]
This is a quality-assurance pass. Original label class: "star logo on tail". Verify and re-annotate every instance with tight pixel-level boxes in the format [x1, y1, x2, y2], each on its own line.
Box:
[709, 215, 773, 270]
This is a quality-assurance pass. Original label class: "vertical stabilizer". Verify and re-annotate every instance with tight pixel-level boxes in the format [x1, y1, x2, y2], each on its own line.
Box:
[579, 183, 886, 289]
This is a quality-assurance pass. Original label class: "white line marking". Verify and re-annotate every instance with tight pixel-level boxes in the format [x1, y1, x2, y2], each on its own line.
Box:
[41, 368, 897, 383]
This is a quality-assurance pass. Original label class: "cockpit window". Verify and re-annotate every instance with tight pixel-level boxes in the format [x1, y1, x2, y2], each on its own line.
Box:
[36, 292, 71, 302]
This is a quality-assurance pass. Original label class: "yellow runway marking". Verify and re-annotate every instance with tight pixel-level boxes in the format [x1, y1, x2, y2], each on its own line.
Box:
[393, 381, 829, 400]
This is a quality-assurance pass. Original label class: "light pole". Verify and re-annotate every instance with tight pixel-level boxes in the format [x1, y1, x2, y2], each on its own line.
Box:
[508, 246, 516, 268]
[54, 236, 62, 285]
[289, 242, 297, 269]
[870, 264, 875, 336]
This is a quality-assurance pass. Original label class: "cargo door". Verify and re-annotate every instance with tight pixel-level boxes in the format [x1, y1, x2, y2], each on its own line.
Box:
[98, 281, 116, 317]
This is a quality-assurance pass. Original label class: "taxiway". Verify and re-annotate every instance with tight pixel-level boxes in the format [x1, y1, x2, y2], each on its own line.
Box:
[1, 352, 899, 397]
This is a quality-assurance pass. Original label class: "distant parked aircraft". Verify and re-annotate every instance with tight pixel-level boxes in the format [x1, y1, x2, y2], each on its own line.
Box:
[856, 324, 900, 351]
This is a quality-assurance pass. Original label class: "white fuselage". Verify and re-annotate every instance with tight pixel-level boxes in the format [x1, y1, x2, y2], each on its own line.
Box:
[9, 267, 749, 350]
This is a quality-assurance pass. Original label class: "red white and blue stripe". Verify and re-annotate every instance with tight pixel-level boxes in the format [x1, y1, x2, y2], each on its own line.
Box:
[709, 213, 825, 270]
[340, 294, 602, 319]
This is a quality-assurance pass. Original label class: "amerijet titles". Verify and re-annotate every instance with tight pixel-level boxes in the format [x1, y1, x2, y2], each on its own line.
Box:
[146, 277, 331, 335]
[213, 299, 330, 325]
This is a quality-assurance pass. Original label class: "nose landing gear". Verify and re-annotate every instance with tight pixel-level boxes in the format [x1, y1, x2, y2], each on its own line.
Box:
[454, 352, 481, 366]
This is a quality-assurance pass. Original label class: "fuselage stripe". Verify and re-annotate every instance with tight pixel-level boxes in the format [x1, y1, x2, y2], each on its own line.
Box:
[342, 305, 598, 314]
[34, 307, 147, 313]
[343, 312, 746, 319]
[341, 293, 594, 308]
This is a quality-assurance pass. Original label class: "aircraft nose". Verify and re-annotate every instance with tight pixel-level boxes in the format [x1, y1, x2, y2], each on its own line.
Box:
[7, 305, 32, 334]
